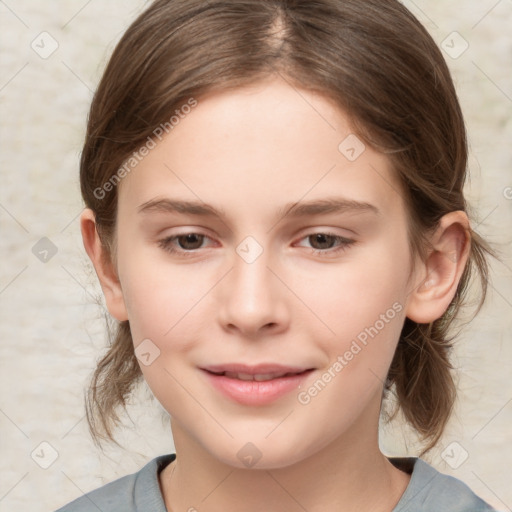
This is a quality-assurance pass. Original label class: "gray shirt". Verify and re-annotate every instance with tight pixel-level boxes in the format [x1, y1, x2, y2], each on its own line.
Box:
[55, 454, 498, 511]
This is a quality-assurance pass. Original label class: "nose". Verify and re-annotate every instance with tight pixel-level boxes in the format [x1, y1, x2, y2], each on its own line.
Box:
[217, 243, 289, 338]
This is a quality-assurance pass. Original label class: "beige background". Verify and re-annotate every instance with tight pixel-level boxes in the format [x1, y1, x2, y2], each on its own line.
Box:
[0, 1, 511, 511]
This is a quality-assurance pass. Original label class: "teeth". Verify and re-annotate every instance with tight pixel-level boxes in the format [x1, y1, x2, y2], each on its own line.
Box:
[254, 373, 282, 381]
[223, 371, 289, 381]
[235, 372, 256, 381]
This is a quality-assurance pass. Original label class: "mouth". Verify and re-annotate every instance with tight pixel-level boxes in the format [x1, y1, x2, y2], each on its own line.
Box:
[204, 369, 311, 381]
[200, 364, 314, 405]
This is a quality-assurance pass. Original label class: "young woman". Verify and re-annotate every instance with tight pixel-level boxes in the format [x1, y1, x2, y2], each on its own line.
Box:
[56, 0, 498, 510]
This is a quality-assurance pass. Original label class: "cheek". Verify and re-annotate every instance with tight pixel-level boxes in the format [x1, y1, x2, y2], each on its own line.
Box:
[314, 242, 409, 332]
[303, 236, 411, 383]
[116, 240, 209, 348]
[292, 250, 409, 434]
[119, 259, 210, 406]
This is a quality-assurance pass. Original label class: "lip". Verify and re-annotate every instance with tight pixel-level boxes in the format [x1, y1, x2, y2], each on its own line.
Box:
[202, 363, 311, 375]
[201, 363, 314, 406]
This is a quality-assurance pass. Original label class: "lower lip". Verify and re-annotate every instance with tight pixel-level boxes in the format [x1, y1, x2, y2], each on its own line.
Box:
[202, 370, 313, 406]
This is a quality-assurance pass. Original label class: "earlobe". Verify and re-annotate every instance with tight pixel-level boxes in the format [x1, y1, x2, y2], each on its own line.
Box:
[405, 211, 471, 324]
[80, 208, 129, 322]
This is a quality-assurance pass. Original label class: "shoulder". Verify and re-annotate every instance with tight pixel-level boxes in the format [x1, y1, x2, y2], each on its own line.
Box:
[390, 457, 498, 512]
[54, 453, 175, 512]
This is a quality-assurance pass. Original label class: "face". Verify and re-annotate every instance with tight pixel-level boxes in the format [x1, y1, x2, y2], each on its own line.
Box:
[113, 77, 418, 469]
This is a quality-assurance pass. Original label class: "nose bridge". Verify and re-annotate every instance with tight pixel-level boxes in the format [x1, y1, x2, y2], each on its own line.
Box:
[218, 234, 286, 333]
[232, 235, 275, 304]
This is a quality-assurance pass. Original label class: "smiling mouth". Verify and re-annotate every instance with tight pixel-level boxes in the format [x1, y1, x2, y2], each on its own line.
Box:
[201, 365, 315, 405]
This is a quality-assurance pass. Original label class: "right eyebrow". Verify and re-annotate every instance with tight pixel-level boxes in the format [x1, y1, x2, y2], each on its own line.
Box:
[137, 198, 223, 217]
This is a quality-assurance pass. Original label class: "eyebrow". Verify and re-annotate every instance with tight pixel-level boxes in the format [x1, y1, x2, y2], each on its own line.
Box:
[137, 197, 380, 222]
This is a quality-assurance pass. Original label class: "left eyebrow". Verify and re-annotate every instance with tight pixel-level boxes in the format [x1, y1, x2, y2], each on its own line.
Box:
[137, 197, 380, 221]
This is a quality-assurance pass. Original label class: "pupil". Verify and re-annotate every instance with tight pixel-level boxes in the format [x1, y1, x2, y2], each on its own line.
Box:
[180, 234, 203, 250]
[313, 234, 333, 249]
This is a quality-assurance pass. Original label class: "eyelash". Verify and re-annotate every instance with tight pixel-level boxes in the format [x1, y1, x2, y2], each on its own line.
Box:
[157, 232, 356, 258]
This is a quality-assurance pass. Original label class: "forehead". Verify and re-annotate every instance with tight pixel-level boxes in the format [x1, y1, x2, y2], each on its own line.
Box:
[117, 77, 405, 223]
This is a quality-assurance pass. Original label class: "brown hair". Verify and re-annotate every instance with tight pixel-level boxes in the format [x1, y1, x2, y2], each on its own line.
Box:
[81, 0, 494, 454]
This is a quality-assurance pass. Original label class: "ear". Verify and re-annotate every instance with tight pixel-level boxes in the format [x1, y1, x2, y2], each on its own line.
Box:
[80, 208, 128, 322]
[405, 211, 471, 324]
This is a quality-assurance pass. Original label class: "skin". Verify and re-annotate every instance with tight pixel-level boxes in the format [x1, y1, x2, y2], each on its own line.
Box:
[81, 76, 470, 511]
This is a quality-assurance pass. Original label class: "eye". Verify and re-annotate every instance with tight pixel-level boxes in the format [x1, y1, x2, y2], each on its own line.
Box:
[158, 233, 213, 256]
[158, 231, 356, 258]
[296, 232, 355, 257]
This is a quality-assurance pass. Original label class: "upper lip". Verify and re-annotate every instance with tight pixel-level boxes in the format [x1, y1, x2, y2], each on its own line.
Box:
[201, 363, 312, 376]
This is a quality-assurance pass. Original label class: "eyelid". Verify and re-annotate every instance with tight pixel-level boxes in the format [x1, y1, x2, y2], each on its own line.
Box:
[293, 231, 356, 257]
[157, 231, 216, 254]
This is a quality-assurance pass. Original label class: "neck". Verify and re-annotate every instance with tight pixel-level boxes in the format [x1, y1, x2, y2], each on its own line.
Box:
[160, 414, 410, 512]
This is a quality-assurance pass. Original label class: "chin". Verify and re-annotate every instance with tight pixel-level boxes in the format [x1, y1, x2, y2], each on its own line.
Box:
[205, 435, 318, 471]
